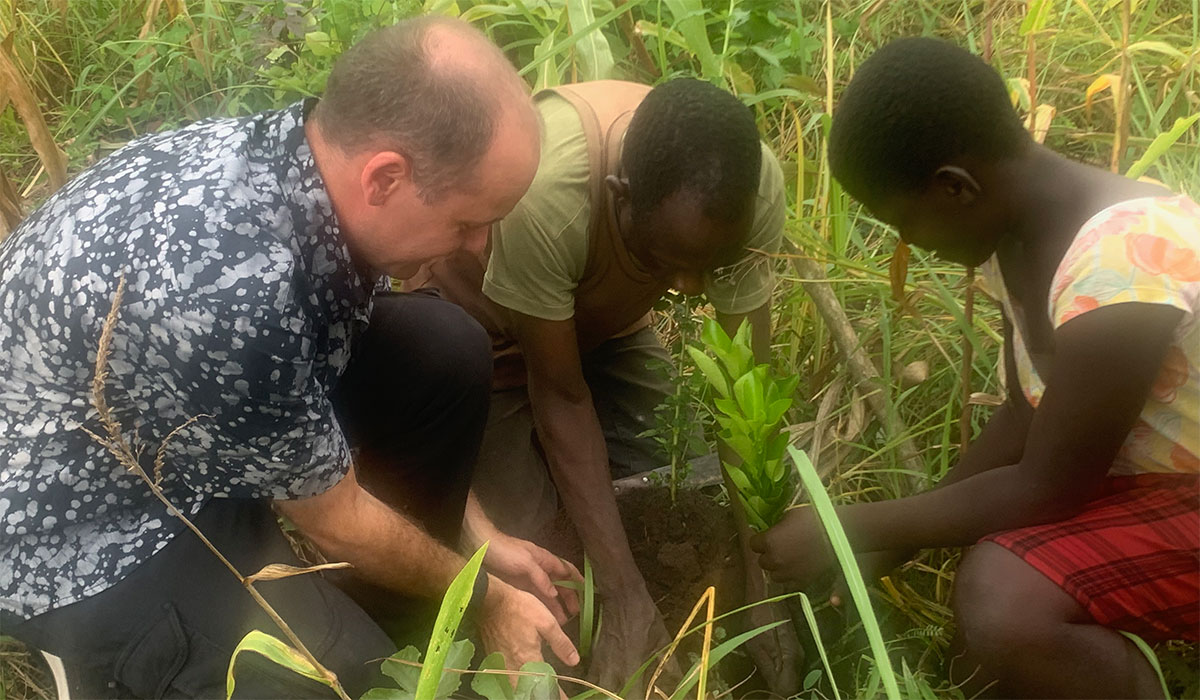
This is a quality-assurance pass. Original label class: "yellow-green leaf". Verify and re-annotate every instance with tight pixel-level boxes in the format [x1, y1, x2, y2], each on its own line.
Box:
[226, 630, 334, 699]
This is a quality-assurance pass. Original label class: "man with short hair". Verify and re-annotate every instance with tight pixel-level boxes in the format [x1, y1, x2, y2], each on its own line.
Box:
[410, 77, 800, 692]
[0, 16, 579, 698]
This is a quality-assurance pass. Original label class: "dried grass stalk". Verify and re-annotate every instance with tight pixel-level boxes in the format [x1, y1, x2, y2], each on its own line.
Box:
[0, 35, 68, 190]
[82, 274, 351, 700]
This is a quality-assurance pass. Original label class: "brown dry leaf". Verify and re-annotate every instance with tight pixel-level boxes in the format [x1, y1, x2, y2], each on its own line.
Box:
[889, 241, 911, 303]
[0, 35, 68, 190]
[245, 561, 352, 584]
[0, 164, 24, 237]
[968, 392, 1004, 407]
[1025, 103, 1056, 144]
[899, 360, 929, 388]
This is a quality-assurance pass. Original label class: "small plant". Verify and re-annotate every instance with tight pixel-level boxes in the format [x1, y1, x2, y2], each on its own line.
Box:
[687, 318, 798, 531]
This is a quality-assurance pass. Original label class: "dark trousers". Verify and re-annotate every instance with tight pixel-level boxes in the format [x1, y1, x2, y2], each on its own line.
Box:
[8, 292, 493, 699]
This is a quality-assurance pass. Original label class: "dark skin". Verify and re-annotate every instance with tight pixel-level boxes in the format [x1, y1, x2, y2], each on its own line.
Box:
[511, 176, 799, 695]
[753, 142, 1180, 698]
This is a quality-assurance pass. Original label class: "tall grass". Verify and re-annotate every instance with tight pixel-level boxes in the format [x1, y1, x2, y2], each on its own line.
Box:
[0, 0, 1197, 697]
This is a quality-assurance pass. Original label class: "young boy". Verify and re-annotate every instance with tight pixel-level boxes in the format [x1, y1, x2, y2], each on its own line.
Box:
[752, 37, 1198, 698]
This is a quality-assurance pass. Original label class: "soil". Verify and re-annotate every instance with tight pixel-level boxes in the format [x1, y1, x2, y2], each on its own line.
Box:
[535, 484, 765, 693]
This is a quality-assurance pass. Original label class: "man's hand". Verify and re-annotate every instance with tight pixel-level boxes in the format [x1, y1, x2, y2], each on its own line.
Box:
[484, 533, 582, 624]
[479, 578, 580, 671]
[750, 506, 836, 589]
[588, 587, 676, 695]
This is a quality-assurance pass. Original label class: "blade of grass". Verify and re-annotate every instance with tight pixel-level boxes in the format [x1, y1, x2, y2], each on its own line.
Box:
[416, 543, 489, 700]
[789, 446, 901, 700]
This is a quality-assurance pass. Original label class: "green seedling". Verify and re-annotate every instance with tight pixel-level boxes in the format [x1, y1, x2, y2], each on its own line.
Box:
[687, 318, 798, 531]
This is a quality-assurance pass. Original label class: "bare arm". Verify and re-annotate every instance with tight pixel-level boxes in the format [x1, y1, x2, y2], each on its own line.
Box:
[510, 310, 668, 689]
[756, 302, 1184, 583]
[275, 465, 578, 669]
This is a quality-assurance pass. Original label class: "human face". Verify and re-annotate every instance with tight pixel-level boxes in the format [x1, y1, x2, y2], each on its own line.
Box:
[354, 107, 540, 279]
[866, 166, 1006, 267]
[621, 188, 754, 295]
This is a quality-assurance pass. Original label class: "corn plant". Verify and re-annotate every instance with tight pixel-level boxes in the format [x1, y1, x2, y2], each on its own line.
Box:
[687, 318, 798, 532]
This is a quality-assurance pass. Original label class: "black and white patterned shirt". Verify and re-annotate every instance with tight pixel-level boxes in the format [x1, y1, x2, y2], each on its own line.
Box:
[0, 101, 372, 618]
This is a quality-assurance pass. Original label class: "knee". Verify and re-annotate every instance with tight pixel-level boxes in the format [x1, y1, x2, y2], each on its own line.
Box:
[420, 300, 492, 398]
[953, 543, 1035, 662]
[369, 294, 493, 399]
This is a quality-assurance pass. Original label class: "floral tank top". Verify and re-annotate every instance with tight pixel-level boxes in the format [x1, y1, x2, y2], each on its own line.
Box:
[979, 194, 1200, 475]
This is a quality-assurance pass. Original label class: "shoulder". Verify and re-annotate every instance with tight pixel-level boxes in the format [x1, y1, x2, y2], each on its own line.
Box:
[1051, 195, 1200, 328]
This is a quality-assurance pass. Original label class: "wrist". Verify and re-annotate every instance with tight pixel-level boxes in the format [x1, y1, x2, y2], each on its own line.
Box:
[464, 567, 491, 622]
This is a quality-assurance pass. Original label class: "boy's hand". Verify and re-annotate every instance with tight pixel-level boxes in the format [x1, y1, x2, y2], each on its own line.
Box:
[750, 507, 836, 588]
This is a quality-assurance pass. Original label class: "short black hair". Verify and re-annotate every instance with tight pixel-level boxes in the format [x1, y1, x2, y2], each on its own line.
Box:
[829, 37, 1029, 203]
[623, 78, 761, 225]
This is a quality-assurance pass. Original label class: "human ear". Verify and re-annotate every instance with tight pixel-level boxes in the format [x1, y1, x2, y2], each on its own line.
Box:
[604, 174, 631, 202]
[933, 166, 982, 205]
[361, 151, 412, 207]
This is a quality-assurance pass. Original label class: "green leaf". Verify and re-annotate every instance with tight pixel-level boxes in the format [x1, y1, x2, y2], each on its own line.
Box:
[796, 593, 841, 700]
[580, 556, 595, 660]
[1119, 631, 1171, 700]
[566, 0, 615, 80]
[416, 543, 489, 700]
[722, 433, 758, 466]
[666, 620, 786, 700]
[360, 688, 413, 700]
[733, 371, 765, 423]
[661, 0, 723, 81]
[1019, 0, 1053, 35]
[723, 463, 753, 493]
[1125, 113, 1200, 179]
[381, 646, 422, 691]
[304, 31, 337, 57]
[225, 630, 335, 700]
[700, 318, 731, 353]
[470, 652, 515, 700]
[686, 347, 730, 398]
[513, 661, 559, 700]
[764, 397, 792, 427]
[789, 447, 901, 700]
[435, 639, 474, 698]
[713, 396, 739, 418]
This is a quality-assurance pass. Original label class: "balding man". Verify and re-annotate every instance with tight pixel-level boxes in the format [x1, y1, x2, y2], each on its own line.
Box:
[0, 17, 577, 698]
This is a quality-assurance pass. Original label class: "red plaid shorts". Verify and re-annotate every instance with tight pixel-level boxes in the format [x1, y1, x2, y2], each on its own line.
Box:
[983, 473, 1200, 642]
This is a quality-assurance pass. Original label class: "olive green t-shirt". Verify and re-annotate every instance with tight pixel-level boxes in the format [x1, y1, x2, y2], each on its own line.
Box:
[483, 92, 786, 321]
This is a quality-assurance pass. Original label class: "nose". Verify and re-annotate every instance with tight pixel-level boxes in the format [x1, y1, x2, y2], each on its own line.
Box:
[462, 224, 490, 257]
[671, 273, 705, 296]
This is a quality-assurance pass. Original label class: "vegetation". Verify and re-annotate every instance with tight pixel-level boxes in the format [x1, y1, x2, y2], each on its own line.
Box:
[1, 0, 1198, 697]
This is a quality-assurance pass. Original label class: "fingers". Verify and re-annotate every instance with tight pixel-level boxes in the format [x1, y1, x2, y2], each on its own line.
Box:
[539, 618, 580, 667]
[531, 568, 569, 624]
[748, 531, 767, 553]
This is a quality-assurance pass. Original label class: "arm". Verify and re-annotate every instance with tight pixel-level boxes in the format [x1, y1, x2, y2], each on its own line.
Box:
[510, 310, 669, 689]
[756, 302, 1183, 584]
[276, 466, 578, 669]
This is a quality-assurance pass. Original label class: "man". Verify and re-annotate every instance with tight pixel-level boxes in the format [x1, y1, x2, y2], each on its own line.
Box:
[753, 38, 1198, 698]
[0, 17, 580, 698]
[409, 77, 799, 692]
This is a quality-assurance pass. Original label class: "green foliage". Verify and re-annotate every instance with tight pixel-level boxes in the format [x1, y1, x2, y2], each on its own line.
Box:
[225, 629, 341, 699]
[789, 446, 900, 700]
[689, 318, 797, 531]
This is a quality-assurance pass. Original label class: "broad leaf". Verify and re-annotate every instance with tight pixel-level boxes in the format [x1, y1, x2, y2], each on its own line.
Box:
[686, 346, 730, 398]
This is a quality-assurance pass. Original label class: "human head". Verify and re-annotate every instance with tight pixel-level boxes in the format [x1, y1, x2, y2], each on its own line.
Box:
[829, 37, 1032, 265]
[310, 16, 540, 278]
[609, 78, 762, 294]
